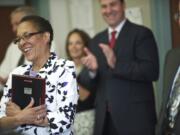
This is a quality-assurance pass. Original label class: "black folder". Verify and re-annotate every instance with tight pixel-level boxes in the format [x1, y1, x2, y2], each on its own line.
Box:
[12, 74, 45, 109]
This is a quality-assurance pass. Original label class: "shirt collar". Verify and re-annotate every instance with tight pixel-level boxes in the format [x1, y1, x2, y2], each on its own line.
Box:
[23, 52, 58, 76]
[108, 19, 126, 38]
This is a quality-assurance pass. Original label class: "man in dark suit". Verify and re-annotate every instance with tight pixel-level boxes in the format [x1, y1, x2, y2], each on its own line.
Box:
[81, 0, 159, 135]
[156, 1, 180, 134]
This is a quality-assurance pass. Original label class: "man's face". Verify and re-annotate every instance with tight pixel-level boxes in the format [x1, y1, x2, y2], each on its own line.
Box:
[99, 0, 125, 29]
[10, 12, 25, 34]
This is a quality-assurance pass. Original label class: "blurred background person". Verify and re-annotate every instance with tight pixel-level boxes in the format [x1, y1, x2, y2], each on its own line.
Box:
[0, 15, 78, 135]
[0, 6, 36, 91]
[65, 28, 96, 135]
[156, 0, 180, 134]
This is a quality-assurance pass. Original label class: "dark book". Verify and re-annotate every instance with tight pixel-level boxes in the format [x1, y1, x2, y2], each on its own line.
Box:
[12, 74, 46, 109]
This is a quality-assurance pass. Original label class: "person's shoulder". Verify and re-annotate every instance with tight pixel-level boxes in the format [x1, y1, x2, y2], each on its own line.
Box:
[56, 58, 75, 71]
[6, 64, 29, 83]
[167, 47, 180, 53]
[56, 58, 75, 66]
[166, 47, 180, 59]
[125, 20, 152, 33]
[164, 48, 180, 73]
[93, 29, 107, 40]
[55, 59, 76, 78]
[10, 64, 29, 75]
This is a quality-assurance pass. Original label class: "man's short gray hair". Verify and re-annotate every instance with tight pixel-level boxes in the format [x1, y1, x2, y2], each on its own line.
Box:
[11, 6, 37, 18]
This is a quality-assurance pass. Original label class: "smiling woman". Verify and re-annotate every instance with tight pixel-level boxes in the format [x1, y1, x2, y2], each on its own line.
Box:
[0, 16, 78, 135]
[15, 16, 53, 67]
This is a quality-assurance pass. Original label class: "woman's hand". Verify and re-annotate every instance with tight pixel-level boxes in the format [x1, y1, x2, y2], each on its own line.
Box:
[34, 116, 49, 127]
[6, 100, 21, 116]
[14, 98, 47, 126]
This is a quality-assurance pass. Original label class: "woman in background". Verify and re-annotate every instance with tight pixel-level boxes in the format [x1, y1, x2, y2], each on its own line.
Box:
[0, 16, 78, 135]
[66, 29, 96, 135]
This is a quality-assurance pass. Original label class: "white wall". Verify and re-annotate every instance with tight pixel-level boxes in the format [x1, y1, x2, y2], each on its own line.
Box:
[93, 0, 152, 33]
[126, 0, 152, 28]
[49, 0, 70, 58]
[49, 0, 95, 58]
[49, 0, 152, 58]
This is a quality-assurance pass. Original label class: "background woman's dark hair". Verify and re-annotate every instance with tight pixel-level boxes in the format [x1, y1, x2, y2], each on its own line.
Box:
[20, 15, 53, 46]
[65, 29, 91, 60]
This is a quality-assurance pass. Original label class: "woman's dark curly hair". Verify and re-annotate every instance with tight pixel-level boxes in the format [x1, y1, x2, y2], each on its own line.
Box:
[20, 15, 53, 47]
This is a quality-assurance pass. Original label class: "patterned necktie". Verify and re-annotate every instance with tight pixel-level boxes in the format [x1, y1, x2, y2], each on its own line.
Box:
[167, 71, 180, 129]
[109, 31, 117, 49]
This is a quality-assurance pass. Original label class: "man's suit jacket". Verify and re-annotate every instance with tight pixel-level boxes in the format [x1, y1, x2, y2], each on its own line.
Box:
[156, 48, 180, 135]
[88, 20, 159, 135]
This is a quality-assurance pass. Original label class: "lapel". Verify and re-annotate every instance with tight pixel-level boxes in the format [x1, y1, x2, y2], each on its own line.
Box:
[38, 52, 58, 75]
[99, 20, 132, 50]
[95, 29, 109, 59]
[101, 29, 109, 45]
[23, 52, 58, 78]
[98, 20, 131, 49]
[113, 20, 132, 53]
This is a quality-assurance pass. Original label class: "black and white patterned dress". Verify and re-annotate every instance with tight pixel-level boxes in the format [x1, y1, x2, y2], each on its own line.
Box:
[0, 52, 79, 135]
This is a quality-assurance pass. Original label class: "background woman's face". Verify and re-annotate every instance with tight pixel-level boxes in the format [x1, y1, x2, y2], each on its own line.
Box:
[68, 33, 85, 60]
[17, 22, 45, 62]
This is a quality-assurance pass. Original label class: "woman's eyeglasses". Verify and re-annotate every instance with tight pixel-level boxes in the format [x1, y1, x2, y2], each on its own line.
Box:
[13, 31, 44, 45]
